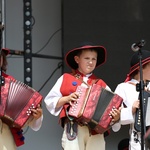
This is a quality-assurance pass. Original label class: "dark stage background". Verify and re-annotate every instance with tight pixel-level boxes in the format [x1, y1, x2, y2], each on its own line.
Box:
[62, 0, 150, 91]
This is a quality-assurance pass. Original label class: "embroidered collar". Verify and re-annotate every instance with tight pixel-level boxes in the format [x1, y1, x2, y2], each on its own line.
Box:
[75, 69, 92, 78]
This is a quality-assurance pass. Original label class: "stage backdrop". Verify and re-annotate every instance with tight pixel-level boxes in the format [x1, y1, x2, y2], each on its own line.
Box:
[62, 0, 150, 91]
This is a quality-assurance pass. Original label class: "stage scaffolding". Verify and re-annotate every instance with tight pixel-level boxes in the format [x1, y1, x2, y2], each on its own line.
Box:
[0, 0, 63, 87]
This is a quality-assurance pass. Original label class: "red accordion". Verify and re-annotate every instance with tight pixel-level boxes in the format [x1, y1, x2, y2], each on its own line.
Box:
[68, 84, 123, 134]
[0, 78, 43, 128]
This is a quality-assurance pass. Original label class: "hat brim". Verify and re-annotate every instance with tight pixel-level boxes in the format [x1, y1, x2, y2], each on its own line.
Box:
[2, 48, 10, 56]
[65, 45, 106, 70]
[128, 57, 150, 76]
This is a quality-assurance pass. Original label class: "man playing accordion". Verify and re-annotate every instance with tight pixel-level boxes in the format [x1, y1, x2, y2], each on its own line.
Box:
[115, 50, 150, 150]
[44, 42, 121, 150]
[0, 48, 43, 150]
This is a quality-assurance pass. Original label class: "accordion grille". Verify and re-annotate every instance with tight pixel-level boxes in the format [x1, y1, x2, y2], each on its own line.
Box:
[5, 80, 35, 121]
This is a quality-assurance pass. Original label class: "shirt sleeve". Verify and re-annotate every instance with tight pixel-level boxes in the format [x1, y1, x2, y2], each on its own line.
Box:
[112, 121, 121, 132]
[105, 85, 111, 91]
[44, 75, 63, 116]
[115, 84, 134, 125]
[28, 115, 43, 131]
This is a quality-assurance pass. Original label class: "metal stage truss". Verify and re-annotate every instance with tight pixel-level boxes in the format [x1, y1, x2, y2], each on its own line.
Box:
[1, 0, 63, 87]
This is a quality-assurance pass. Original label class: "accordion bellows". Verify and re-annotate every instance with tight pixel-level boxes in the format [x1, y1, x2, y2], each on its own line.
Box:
[68, 84, 123, 134]
[0, 78, 43, 128]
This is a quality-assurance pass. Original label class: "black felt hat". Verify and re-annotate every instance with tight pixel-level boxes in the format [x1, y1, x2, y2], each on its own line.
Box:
[129, 50, 150, 76]
[125, 50, 150, 82]
[65, 42, 107, 70]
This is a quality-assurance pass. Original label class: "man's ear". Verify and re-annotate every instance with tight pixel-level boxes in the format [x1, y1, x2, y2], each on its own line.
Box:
[74, 56, 79, 64]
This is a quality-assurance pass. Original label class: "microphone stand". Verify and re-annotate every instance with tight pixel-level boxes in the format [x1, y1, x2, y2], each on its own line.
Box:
[136, 49, 146, 150]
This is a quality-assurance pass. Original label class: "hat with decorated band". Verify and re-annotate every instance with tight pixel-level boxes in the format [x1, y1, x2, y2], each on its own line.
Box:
[125, 50, 150, 82]
[65, 42, 107, 70]
[1, 48, 10, 56]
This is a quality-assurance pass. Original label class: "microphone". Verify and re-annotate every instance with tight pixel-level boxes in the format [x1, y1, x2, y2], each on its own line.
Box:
[131, 39, 146, 52]
[9, 49, 24, 55]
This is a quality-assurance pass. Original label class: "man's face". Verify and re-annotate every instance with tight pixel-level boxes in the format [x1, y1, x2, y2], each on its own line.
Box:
[74, 49, 97, 75]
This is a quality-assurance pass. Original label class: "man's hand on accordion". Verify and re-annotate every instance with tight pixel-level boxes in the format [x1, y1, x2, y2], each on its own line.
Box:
[56, 92, 79, 108]
[31, 104, 43, 120]
[109, 106, 121, 123]
[68, 92, 79, 106]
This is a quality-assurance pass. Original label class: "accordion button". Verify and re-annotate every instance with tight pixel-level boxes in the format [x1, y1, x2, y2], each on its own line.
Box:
[27, 110, 31, 115]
